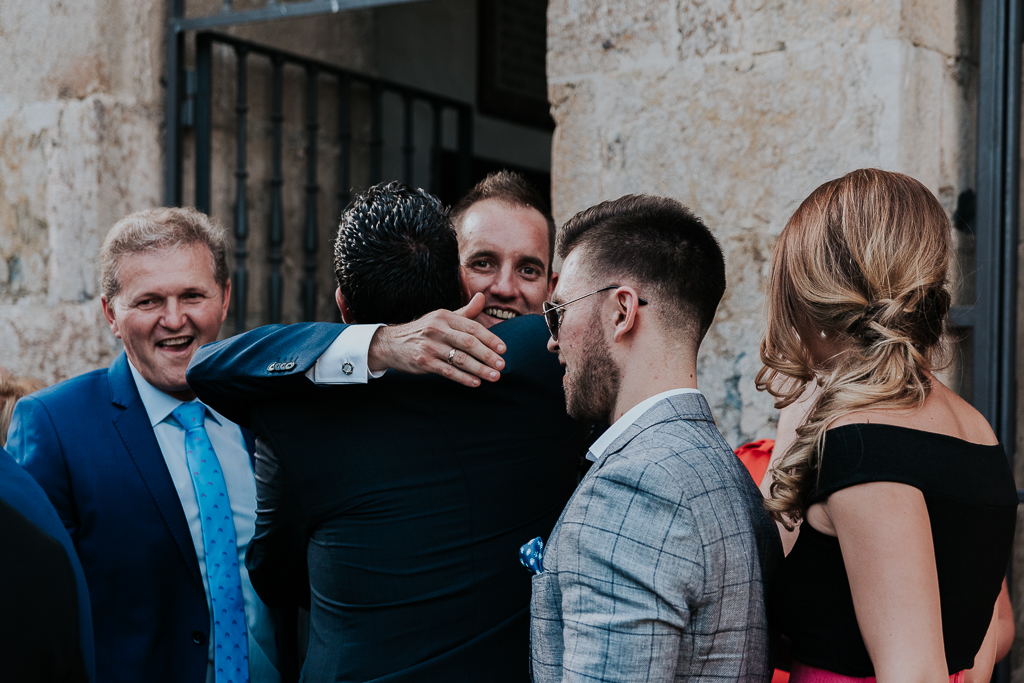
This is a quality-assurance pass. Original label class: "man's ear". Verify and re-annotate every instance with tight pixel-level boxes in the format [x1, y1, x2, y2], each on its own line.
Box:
[336, 288, 355, 324]
[610, 285, 642, 344]
[547, 271, 559, 299]
[100, 296, 122, 340]
[218, 278, 232, 325]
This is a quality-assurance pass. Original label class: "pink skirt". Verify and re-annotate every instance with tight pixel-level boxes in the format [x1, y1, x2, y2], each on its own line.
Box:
[789, 661, 965, 683]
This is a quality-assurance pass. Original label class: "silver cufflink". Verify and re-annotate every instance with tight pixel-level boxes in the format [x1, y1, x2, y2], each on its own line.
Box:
[342, 362, 354, 375]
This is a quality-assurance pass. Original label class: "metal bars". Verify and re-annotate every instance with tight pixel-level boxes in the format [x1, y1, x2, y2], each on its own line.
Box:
[974, 0, 1022, 461]
[164, 0, 187, 206]
[370, 84, 384, 184]
[172, 31, 474, 329]
[195, 34, 213, 214]
[303, 66, 320, 322]
[170, 0, 428, 33]
[269, 55, 285, 325]
[430, 103, 443, 196]
[233, 46, 250, 334]
[336, 75, 352, 217]
[974, 6, 1023, 679]
[402, 94, 414, 185]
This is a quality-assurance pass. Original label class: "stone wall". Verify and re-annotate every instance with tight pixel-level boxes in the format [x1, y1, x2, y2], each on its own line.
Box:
[547, 0, 1024, 676]
[0, 0, 168, 383]
[547, 0, 977, 447]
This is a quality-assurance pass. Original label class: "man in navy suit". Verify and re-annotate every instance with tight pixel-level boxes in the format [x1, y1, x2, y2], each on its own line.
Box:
[187, 183, 583, 681]
[0, 447, 93, 682]
[7, 208, 279, 683]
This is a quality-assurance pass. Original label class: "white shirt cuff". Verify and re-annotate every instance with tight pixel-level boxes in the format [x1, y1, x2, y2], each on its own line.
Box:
[305, 324, 386, 384]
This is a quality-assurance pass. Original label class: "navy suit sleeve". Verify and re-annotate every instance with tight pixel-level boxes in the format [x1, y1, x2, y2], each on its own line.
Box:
[187, 322, 349, 427]
[0, 447, 96, 683]
[7, 396, 80, 541]
[244, 434, 310, 609]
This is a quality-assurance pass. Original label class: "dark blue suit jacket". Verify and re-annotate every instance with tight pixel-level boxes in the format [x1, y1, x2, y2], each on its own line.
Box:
[188, 315, 585, 682]
[0, 448, 94, 681]
[7, 352, 257, 683]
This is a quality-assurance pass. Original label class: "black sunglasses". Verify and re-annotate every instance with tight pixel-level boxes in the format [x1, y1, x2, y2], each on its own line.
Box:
[542, 285, 649, 341]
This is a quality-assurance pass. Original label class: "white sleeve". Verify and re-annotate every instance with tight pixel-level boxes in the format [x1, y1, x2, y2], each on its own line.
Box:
[304, 324, 387, 384]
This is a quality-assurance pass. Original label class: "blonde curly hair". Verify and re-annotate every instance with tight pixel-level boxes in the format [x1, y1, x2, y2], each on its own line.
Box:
[756, 169, 952, 528]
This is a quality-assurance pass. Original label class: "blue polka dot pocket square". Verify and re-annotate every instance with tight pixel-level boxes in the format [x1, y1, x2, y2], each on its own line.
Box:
[519, 536, 544, 575]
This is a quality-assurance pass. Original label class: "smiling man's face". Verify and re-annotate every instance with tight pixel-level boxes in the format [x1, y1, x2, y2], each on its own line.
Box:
[458, 198, 554, 328]
[101, 242, 230, 400]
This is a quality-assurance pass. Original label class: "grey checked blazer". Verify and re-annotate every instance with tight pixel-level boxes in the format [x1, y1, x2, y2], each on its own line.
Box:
[530, 393, 782, 682]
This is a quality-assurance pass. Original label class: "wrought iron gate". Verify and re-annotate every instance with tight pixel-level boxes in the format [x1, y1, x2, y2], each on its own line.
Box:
[964, 3, 1021, 680]
[164, 1, 473, 331]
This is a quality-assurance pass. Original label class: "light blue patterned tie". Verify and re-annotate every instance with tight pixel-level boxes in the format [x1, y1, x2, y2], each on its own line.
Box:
[172, 402, 249, 683]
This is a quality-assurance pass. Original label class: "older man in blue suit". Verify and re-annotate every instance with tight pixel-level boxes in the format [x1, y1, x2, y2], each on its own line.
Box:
[7, 208, 278, 683]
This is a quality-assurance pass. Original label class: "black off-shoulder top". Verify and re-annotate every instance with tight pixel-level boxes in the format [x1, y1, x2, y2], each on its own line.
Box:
[774, 423, 1017, 676]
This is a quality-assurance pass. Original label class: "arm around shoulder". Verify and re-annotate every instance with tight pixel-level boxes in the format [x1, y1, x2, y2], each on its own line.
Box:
[187, 323, 349, 426]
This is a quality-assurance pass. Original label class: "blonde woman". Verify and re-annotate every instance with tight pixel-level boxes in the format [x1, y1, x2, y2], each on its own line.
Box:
[756, 169, 1016, 682]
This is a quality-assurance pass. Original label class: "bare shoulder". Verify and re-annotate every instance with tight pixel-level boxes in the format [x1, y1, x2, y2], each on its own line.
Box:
[828, 375, 998, 446]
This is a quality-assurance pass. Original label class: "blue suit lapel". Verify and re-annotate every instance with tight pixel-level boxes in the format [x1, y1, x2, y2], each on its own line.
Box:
[107, 353, 204, 590]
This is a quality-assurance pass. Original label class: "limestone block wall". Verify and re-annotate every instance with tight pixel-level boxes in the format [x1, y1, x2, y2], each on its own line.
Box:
[547, 0, 977, 448]
[0, 1, 167, 382]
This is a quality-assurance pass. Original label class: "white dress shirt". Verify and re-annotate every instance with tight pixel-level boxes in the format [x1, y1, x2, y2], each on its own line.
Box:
[586, 388, 704, 462]
[305, 323, 386, 384]
[127, 360, 279, 683]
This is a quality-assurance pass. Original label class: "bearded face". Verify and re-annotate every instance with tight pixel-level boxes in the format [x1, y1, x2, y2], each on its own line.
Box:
[563, 309, 620, 424]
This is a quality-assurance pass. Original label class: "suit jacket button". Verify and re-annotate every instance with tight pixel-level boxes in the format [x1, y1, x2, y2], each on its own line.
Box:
[283, 362, 295, 370]
[267, 363, 278, 372]
[192, 631, 206, 645]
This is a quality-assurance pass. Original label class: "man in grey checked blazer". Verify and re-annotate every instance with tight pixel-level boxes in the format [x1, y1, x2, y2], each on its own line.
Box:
[531, 194, 783, 682]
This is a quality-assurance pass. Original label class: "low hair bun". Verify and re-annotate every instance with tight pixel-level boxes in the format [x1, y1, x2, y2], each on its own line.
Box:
[756, 168, 953, 527]
[845, 287, 948, 350]
[845, 300, 892, 345]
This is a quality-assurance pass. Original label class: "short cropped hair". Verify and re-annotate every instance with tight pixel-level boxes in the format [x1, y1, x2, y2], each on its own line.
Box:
[450, 170, 556, 269]
[558, 195, 725, 342]
[334, 182, 462, 324]
[100, 207, 230, 301]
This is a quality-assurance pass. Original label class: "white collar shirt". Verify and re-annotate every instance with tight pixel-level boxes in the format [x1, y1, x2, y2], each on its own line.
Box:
[586, 388, 704, 462]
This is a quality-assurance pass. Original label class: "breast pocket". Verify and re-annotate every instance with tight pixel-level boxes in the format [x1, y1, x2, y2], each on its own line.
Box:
[530, 571, 565, 682]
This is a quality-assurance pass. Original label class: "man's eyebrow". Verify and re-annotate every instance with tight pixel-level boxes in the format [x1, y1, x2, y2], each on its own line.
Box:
[463, 249, 499, 262]
[518, 255, 547, 273]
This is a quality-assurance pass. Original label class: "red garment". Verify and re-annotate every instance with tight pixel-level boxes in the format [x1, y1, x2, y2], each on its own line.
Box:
[734, 439, 786, 683]
[734, 438, 775, 486]
[789, 661, 963, 682]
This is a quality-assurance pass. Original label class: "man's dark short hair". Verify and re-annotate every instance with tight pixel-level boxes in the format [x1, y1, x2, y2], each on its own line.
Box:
[558, 195, 726, 342]
[334, 182, 462, 324]
[450, 170, 556, 269]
